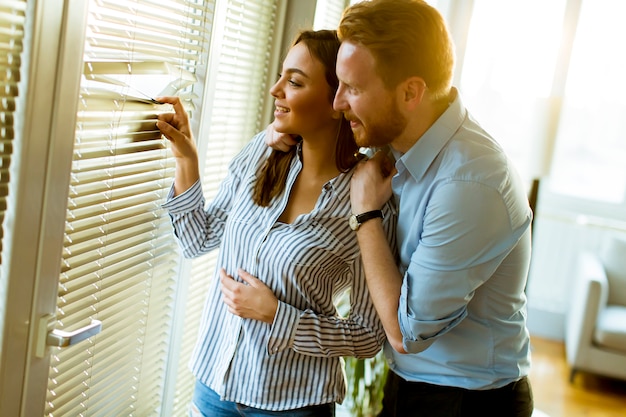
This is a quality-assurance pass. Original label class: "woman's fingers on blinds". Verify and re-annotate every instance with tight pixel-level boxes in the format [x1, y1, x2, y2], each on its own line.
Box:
[154, 96, 177, 105]
[156, 97, 190, 132]
[155, 96, 187, 115]
[156, 120, 179, 142]
[157, 113, 184, 133]
[157, 112, 172, 122]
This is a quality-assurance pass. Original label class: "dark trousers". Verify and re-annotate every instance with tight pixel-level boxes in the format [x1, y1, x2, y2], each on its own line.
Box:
[377, 370, 534, 417]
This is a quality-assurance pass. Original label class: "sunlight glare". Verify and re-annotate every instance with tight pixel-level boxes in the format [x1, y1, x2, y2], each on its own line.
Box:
[462, 0, 565, 99]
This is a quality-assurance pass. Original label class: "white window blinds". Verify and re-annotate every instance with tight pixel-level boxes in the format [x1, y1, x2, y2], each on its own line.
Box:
[200, 0, 277, 198]
[313, 0, 347, 30]
[45, 1, 214, 416]
[170, 1, 278, 415]
[0, 0, 26, 267]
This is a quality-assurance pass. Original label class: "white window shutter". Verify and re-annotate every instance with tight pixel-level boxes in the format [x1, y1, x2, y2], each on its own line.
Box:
[170, 1, 279, 415]
[45, 1, 215, 416]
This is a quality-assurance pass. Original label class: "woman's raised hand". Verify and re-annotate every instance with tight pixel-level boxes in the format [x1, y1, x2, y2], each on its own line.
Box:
[156, 96, 200, 195]
[156, 96, 197, 160]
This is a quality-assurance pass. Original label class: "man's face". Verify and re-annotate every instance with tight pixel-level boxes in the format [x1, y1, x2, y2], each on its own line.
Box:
[334, 41, 407, 148]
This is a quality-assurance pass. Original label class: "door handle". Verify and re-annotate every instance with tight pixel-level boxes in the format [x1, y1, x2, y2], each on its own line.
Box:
[36, 315, 103, 357]
[47, 319, 102, 347]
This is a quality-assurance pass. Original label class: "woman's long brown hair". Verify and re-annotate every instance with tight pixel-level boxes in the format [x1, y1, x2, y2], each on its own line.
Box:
[253, 30, 358, 207]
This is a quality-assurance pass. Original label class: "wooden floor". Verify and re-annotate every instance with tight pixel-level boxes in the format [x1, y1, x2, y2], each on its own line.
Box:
[529, 336, 626, 417]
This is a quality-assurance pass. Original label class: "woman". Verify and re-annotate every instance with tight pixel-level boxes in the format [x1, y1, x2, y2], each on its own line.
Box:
[157, 30, 396, 416]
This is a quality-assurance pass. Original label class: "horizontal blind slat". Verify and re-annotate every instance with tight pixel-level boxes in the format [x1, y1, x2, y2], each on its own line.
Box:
[64, 216, 172, 250]
[64, 217, 171, 250]
[59, 245, 177, 285]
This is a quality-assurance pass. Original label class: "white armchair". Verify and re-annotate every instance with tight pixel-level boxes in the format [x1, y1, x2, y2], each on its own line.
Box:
[565, 235, 626, 382]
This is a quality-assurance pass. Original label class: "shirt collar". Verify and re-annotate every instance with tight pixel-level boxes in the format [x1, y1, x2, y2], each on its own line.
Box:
[393, 87, 466, 182]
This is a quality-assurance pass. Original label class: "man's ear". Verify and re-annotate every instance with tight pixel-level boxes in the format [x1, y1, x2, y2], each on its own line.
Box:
[403, 76, 427, 108]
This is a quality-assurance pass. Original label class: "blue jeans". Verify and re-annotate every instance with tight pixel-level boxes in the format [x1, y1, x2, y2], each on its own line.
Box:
[190, 380, 335, 417]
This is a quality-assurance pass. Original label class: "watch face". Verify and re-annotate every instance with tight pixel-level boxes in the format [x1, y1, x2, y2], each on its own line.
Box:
[349, 214, 359, 231]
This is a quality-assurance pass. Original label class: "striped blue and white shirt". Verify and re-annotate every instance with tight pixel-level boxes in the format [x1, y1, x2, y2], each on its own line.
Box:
[163, 131, 395, 411]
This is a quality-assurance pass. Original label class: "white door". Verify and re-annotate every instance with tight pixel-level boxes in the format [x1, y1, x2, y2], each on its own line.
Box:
[0, 1, 91, 415]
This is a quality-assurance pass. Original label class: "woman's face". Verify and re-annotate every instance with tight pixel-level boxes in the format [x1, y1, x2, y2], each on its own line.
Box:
[270, 42, 337, 138]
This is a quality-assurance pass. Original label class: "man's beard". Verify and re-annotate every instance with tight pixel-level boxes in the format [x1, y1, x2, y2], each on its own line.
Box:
[353, 101, 407, 148]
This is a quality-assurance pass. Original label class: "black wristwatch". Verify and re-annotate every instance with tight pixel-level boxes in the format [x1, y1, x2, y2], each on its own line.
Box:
[349, 210, 384, 231]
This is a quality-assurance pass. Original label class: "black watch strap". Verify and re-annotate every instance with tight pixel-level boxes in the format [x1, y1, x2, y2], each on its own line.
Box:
[349, 210, 383, 231]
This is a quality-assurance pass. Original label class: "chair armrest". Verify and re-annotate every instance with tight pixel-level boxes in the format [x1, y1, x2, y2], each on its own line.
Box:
[565, 252, 609, 364]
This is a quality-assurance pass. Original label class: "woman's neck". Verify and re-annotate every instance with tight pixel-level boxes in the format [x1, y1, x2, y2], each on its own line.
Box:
[276, 126, 341, 224]
[299, 128, 341, 182]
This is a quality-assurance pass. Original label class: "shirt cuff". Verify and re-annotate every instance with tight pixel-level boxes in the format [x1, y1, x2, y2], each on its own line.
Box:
[161, 180, 203, 213]
[398, 274, 465, 353]
[266, 301, 300, 356]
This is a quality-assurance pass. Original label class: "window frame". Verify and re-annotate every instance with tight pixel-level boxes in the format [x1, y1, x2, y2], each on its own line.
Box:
[0, 0, 287, 415]
[0, 1, 90, 415]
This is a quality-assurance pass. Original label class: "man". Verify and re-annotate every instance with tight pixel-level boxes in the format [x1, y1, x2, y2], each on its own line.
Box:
[269, 1, 533, 416]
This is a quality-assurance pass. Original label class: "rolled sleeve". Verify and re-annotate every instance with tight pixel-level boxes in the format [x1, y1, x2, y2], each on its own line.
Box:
[267, 301, 301, 355]
[398, 180, 524, 353]
[399, 268, 467, 353]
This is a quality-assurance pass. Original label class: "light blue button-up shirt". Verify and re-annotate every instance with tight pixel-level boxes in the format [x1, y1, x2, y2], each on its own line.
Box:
[387, 89, 533, 390]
